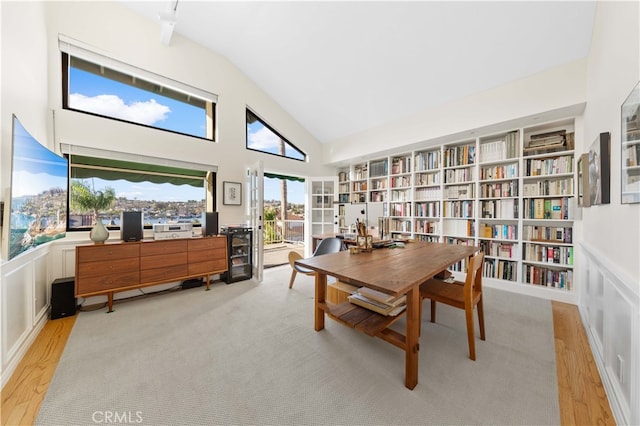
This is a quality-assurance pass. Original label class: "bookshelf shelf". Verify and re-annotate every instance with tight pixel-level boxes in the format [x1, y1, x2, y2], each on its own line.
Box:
[334, 118, 577, 299]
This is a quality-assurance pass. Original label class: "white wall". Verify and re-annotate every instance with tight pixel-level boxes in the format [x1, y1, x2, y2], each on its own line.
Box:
[580, 2, 640, 425]
[322, 58, 587, 165]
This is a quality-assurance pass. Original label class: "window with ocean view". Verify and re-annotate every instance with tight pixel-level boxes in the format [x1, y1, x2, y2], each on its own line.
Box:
[68, 155, 211, 230]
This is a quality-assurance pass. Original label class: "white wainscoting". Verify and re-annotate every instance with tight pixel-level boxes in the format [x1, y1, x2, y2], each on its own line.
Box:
[580, 242, 639, 426]
[1, 246, 50, 388]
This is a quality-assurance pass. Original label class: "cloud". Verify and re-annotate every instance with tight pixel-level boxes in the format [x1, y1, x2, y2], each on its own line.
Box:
[69, 94, 171, 125]
[247, 126, 282, 150]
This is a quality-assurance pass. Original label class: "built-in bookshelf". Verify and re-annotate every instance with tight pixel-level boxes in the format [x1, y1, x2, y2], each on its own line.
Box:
[334, 118, 578, 301]
[414, 148, 441, 243]
[478, 131, 520, 282]
[521, 119, 575, 291]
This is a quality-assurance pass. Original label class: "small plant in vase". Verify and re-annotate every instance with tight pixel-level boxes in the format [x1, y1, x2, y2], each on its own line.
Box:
[70, 180, 116, 243]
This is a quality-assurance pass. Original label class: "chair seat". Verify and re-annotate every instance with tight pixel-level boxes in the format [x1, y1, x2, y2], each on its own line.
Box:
[420, 278, 482, 309]
[293, 264, 314, 274]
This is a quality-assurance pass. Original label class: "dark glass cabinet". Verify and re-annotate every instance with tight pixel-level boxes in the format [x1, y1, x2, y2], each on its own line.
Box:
[221, 227, 252, 283]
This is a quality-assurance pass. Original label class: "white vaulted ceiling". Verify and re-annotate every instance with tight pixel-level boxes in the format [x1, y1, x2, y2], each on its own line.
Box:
[120, 1, 597, 144]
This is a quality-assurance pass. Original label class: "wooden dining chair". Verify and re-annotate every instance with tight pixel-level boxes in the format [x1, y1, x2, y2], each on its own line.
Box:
[288, 237, 343, 288]
[420, 251, 485, 360]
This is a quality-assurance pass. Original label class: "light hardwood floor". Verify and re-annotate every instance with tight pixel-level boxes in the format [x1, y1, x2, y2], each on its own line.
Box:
[1, 301, 615, 425]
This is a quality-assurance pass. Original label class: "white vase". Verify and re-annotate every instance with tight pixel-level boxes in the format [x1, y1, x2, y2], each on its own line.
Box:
[90, 219, 109, 244]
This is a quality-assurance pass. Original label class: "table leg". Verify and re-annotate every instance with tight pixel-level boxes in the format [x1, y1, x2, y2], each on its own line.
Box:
[314, 272, 327, 331]
[405, 287, 420, 389]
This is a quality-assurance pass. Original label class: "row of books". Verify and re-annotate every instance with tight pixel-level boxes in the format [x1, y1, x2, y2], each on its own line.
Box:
[525, 155, 573, 176]
[414, 187, 441, 200]
[479, 240, 516, 259]
[480, 163, 519, 180]
[390, 189, 411, 202]
[443, 219, 475, 238]
[523, 265, 572, 290]
[391, 156, 412, 175]
[523, 130, 574, 155]
[444, 144, 476, 167]
[522, 177, 573, 196]
[443, 200, 474, 218]
[415, 219, 440, 235]
[483, 258, 517, 281]
[348, 287, 407, 316]
[370, 159, 388, 178]
[370, 191, 386, 202]
[415, 150, 441, 171]
[479, 223, 517, 240]
[353, 165, 368, 180]
[415, 171, 441, 186]
[444, 184, 475, 200]
[390, 218, 412, 233]
[522, 225, 573, 243]
[480, 199, 518, 219]
[444, 167, 475, 184]
[523, 197, 572, 220]
[480, 181, 518, 198]
[389, 202, 412, 217]
[480, 132, 520, 163]
[390, 175, 411, 188]
[352, 181, 367, 191]
[414, 201, 440, 218]
[523, 243, 574, 266]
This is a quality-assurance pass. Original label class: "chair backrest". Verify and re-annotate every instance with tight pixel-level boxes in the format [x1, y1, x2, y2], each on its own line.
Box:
[313, 237, 343, 257]
[463, 251, 484, 303]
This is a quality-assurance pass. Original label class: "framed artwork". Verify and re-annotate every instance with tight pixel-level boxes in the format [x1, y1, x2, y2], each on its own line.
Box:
[587, 132, 611, 206]
[622, 81, 640, 203]
[223, 181, 242, 206]
[577, 153, 590, 207]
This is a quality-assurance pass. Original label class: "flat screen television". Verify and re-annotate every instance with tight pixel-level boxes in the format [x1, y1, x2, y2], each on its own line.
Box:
[7, 115, 68, 259]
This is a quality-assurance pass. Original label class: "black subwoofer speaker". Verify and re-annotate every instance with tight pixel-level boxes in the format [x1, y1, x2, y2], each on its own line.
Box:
[51, 277, 76, 320]
[121, 211, 143, 242]
[202, 211, 219, 236]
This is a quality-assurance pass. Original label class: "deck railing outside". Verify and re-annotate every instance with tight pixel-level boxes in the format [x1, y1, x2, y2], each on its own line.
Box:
[263, 219, 304, 245]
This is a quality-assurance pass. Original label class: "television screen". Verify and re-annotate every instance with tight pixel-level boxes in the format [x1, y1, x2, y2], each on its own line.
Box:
[8, 115, 68, 259]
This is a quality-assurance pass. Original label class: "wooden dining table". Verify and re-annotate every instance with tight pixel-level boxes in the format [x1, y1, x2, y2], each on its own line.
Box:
[296, 241, 479, 390]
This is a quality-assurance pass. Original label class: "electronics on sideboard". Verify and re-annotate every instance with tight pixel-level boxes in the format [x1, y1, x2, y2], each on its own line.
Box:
[153, 223, 193, 240]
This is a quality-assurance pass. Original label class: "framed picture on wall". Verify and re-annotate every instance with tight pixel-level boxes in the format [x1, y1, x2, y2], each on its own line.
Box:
[622, 81, 640, 204]
[577, 153, 590, 207]
[223, 181, 242, 206]
[587, 132, 611, 206]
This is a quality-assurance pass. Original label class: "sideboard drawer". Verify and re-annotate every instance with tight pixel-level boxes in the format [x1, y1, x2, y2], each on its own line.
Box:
[77, 257, 140, 278]
[188, 247, 226, 264]
[140, 239, 188, 256]
[140, 252, 188, 270]
[76, 271, 140, 295]
[188, 236, 226, 251]
[141, 264, 189, 283]
[188, 259, 226, 275]
[77, 243, 140, 263]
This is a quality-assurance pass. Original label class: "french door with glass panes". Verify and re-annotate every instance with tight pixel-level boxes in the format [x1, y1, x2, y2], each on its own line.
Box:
[305, 177, 338, 256]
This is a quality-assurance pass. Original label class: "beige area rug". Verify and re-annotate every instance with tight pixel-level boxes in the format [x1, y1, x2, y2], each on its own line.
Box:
[36, 265, 559, 425]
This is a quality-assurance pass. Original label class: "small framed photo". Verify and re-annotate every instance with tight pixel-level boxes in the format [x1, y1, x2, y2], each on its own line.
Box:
[223, 181, 242, 206]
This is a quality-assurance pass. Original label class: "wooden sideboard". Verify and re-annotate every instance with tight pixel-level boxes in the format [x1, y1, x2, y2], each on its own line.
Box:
[75, 236, 228, 312]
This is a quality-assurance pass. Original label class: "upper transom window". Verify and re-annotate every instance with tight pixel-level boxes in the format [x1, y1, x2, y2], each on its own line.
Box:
[61, 49, 216, 141]
[246, 109, 306, 161]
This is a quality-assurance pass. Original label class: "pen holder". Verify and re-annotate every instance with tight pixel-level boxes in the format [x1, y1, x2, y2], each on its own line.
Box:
[357, 234, 373, 252]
